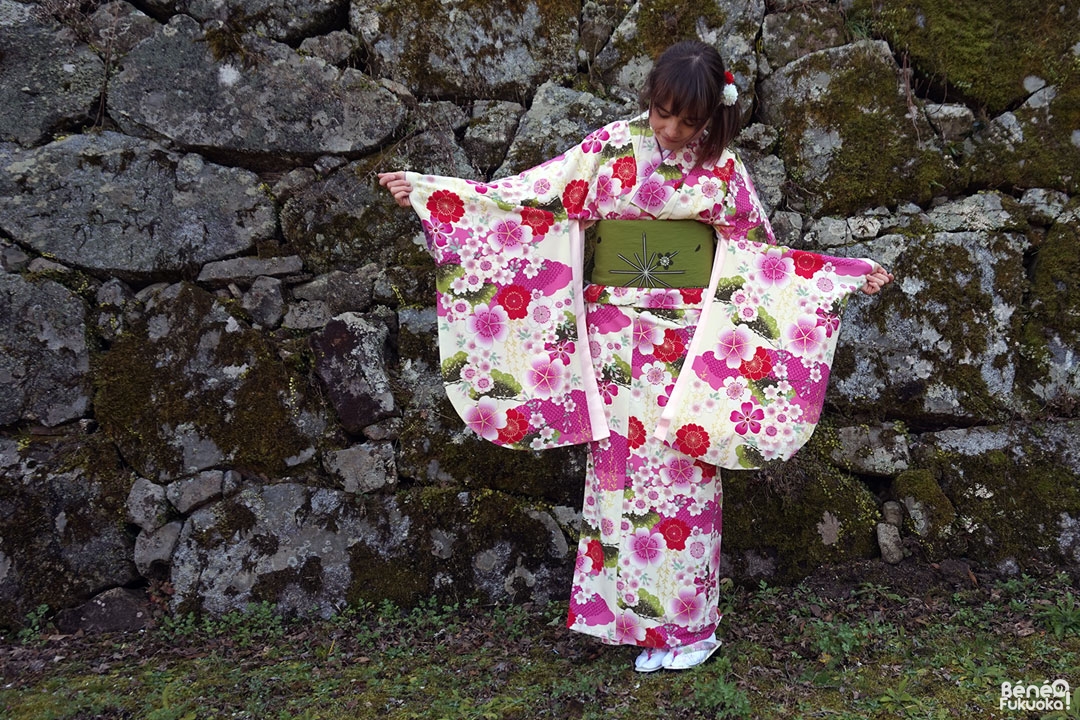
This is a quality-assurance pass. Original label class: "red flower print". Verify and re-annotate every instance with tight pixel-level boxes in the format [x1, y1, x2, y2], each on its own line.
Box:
[627, 416, 646, 449]
[713, 158, 735, 182]
[643, 627, 666, 649]
[562, 179, 589, 216]
[730, 401, 764, 435]
[584, 284, 605, 303]
[791, 250, 825, 279]
[695, 461, 717, 480]
[496, 284, 530, 320]
[740, 346, 773, 381]
[680, 287, 703, 304]
[656, 517, 691, 551]
[611, 156, 637, 189]
[584, 538, 604, 573]
[652, 329, 686, 363]
[520, 206, 554, 236]
[674, 423, 710, 458]
[427, 189, 465, 224]
[496, 407, 529, 445]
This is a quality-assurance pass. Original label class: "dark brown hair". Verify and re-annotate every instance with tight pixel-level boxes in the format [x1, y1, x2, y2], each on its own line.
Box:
[639, 40, 742, 164]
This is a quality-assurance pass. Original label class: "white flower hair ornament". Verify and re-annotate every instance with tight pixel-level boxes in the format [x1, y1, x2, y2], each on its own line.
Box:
[721, 71, 738, 106]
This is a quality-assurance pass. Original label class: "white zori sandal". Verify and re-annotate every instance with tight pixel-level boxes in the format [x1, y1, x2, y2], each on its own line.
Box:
[662, 634, 722, 671]
[634, 647, 670, 673]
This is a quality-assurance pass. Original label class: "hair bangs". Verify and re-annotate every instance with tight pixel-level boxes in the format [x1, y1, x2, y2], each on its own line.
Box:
[651, 67, 714, 128]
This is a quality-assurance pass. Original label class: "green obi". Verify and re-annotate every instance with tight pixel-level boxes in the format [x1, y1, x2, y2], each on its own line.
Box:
[588, 220, 715, 288]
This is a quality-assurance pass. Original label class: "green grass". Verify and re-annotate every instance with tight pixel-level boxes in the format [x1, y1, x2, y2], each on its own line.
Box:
[2, 569, 1078, 719]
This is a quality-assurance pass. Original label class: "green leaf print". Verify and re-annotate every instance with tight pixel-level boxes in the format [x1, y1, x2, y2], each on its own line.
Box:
[441, 351, 468, 383]
[747, 377, 779, 404]
[742, 306, 779, 341]
[644, 307, 683, 323]
[436, 264, 464, 294]
[600, 144, 631, 161]
[735, 443, 765, 469]
[630, 511, 661, 530]
[714, 276, 746, 302]
[608, 355, 632, 387]
[635, 588, 665, 618]
[488, 368, 523, 398]
[603, 544, 620, 569]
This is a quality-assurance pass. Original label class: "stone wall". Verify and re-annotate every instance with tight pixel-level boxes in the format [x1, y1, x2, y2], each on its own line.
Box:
[1, 0, 1078, 627]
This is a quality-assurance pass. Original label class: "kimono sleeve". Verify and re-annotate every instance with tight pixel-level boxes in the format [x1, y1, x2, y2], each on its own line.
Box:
[662, 240, 877, 470]
[404, 121, 634, 262]
[703, 151, 777, 247]
[398, 125, 621, 452]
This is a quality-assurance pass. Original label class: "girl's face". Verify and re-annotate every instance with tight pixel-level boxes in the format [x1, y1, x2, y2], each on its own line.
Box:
[649, 102, 706, 153]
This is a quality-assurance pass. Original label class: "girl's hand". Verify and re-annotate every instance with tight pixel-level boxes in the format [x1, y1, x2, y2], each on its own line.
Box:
[861, 265, 893, 295]
[378, 171, 413, 208]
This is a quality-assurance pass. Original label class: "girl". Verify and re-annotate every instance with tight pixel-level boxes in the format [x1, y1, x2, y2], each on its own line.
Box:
[380, 40, 891, 672]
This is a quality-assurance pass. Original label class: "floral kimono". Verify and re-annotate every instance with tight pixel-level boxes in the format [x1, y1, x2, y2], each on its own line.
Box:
[404, 113, 875, 649]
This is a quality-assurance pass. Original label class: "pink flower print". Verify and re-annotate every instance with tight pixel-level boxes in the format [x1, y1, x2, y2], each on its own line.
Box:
[715, 325, 755, 368]
[599, 381, 618, 404]
[491, 219, 526, 255]
[465, 303, 509, 346]
[644, 289, 681, 309]
[633, 179, 671, 213]
[641, 361, 672, 387]
[816, 308, 840, 337]
[546, 338, 576, 365]
[730, 401, 765, 435]
[526, 356, 564, 398]
[816, 276, 835, 293]
[530, 302, 553, 327]
[754, 247, 794, 288]
[633, 319, 664, 353]
[737, 303, 758, 322]
[699, 201, 732, 225]
[659, 456, 699, 489]
[699, 178, 721, 198]
[532, 178, 551, 195]
[670, 588, 706, 625]
[722, 375, 749, 401]
[689, 540, 706, 560]
[464, 396, 506, 441]
[614, 610, 647, 644]
[595, 173, 616, 206]
[422, 218, 454, 250]
[628, 528, 665, 568]
[785, 316, 826, 355]
[581, 128, 609, 153]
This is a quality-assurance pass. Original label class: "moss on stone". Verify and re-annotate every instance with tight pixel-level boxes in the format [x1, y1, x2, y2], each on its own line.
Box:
[633, 1, 727, 59]
[722, 432, 880, 583]
[848, 0, 1080, 115]
[892, 469, 956, 560]
[92, 283, 323, 479]
[0, 434, 136, 628]
[925, 432, 1080, 568]
[1016, 208, 1080, 405]
[346, 486, 569, 607]
[360, 0, 580, 100]
[776, 44, 963, 215]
